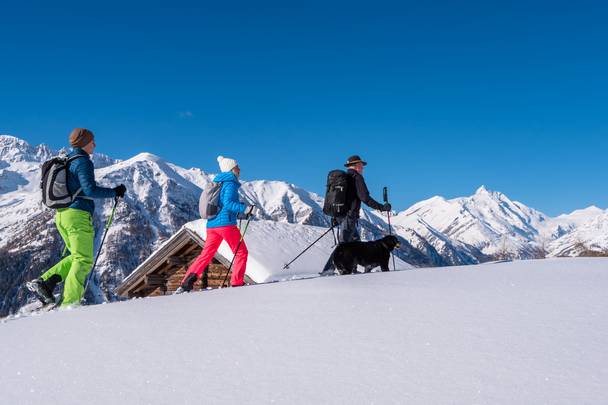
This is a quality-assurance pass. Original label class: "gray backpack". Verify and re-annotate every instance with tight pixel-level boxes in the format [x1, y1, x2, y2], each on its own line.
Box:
[199, 182, 223, 219]
[40, 154, 88, 209]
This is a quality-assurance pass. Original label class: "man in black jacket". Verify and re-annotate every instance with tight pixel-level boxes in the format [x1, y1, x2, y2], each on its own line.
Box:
[320, 155, 391, 274]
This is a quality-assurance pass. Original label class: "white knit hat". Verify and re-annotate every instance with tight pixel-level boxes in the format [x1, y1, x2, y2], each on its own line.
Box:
[217, 155, 238, 173]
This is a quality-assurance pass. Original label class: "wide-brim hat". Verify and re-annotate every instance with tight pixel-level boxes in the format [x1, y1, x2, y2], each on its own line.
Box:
[344, 155, 368, 167]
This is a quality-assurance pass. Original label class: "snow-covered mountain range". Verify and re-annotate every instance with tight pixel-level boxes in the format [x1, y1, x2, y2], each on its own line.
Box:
[1, 135, 606, 316]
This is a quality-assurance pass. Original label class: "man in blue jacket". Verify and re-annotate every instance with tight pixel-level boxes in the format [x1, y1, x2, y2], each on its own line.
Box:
[27, 128, 126, 307]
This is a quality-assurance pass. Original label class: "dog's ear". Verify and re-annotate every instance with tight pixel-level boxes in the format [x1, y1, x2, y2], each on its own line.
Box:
[380, 235, 396, 250]
[389, 235, 400, 249]
[378, 237, 388, 249]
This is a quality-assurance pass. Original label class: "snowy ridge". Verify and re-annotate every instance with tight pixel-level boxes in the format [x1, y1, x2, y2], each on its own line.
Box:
[240, 180, 328, 226]
[394, 185, 550, 259]
[392, 184, 608, 260]
[547, 211, 608, 256]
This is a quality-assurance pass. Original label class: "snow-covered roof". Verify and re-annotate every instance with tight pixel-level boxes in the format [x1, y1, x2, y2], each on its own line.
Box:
[115, 226, 207, 297]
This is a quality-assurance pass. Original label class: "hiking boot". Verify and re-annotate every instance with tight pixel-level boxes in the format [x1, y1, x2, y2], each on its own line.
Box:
[45, 274, 62, 292]
[174, 273, 198, 295]
[25, 278, 56, 305]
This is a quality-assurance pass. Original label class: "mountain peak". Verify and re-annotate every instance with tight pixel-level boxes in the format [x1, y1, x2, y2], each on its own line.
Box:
[0, 135, 30, 150]
[0, 135, 38, 162]
[475, 185, 490, 195]
[557, 205, 605, 220]
[0, 134, 21, 143]
[127, 152, 164, 164]
[581, 205, 603, 213]
[472, 185, 507, 201]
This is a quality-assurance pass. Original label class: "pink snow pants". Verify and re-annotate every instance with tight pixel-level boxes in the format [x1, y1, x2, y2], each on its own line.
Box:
[182, 225, 248, 287]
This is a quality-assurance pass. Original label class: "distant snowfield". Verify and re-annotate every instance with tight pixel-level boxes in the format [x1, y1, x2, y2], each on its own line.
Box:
[2, 258, 608, 405]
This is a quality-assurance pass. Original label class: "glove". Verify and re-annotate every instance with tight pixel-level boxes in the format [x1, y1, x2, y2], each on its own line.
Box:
[382, 203, 392, 212]
[113, 184, 127, 198]
[244, 205, 257, 217]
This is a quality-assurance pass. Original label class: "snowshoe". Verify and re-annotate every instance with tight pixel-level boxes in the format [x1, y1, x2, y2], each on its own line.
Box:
[38, 301, 61, 313]
[25, 278, 56, 305]
[174, 273, 198, 295]
[174, 286, 187, 295]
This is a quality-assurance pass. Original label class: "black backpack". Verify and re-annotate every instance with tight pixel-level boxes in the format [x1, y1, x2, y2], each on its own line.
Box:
[40, 154, 87, 209]
[323, 170, 352, 218]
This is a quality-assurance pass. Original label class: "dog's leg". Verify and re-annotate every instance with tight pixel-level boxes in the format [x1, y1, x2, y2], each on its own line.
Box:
[334, 260, 350, 276]
[343, 259, 356, 275]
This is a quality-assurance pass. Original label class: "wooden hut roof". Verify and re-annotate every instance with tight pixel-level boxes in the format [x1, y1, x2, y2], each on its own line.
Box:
[114, 227, 232, 298]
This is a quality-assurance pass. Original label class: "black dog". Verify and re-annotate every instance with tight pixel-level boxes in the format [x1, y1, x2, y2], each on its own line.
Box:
[332, 235, 400, 275]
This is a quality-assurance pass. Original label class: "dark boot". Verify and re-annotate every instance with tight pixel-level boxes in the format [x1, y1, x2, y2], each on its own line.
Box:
[174, 273, 198, 295]
[25, 277, 58, 305]
[45, 274, 62, 293]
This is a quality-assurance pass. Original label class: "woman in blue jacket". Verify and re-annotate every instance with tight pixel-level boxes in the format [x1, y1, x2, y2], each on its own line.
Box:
[177, 156, 255, 293]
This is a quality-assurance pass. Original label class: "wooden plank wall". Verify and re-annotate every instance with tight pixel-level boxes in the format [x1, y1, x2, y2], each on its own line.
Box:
[148, 260, 231, 296]
[129, 238, 256, 298]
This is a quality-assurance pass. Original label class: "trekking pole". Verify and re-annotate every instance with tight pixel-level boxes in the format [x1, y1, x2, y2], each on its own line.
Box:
[383, 187, 396, 271]
[82, 197, 119, 304]
[283, 224, 334, 270]
[220, 215, 253, 288]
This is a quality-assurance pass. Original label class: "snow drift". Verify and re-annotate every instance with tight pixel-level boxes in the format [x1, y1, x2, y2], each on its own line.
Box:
[2, 258, 607, 404]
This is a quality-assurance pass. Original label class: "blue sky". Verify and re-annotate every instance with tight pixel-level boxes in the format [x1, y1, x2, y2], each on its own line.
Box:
[1, 1, 607, 215]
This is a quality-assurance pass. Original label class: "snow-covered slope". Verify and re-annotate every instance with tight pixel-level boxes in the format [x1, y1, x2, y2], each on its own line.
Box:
[2, 258, 607, 404]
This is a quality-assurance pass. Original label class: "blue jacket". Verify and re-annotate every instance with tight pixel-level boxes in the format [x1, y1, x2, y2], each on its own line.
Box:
[206, 172, 246, 229]
[67, 148, 116, 215]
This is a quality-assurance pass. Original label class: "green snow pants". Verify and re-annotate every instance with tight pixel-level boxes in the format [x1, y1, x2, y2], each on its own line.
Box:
[42, 208, 94, 306]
